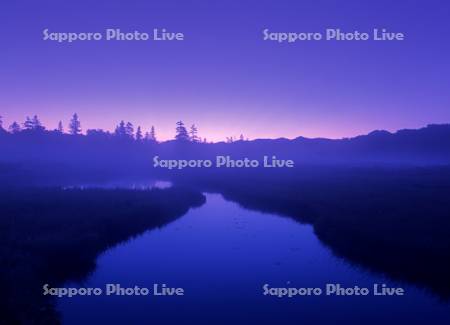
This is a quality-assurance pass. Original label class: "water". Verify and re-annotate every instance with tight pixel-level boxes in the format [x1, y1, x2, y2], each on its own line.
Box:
[62, 180, 172, 190]
[58, 193, 450, 324]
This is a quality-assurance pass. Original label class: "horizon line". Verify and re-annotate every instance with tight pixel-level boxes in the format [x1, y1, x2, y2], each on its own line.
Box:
[1, 115, 448, 143]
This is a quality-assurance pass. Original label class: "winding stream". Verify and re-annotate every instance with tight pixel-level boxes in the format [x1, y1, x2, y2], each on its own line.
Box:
[57, 193, 450, 324]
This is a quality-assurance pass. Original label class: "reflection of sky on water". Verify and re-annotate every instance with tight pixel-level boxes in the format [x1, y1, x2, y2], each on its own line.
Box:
[62, 180, 172, 191]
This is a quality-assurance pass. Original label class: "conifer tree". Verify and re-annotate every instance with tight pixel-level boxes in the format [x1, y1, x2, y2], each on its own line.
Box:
[69, 113, 81, 135]
[9, 122, 21, 134]
[190, 124, 199, 142]
[150, 126, 157, 142]
[175, 121, 189, 141]
[136, 126, 143, 141]
[115, 121, 127, 137]
[125, 122, 134, 138]
[57, 121, 64, 133]
[23, 116, 34, 130]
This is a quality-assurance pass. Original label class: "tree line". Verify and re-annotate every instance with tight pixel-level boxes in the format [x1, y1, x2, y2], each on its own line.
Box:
[0, 114, 248, 143]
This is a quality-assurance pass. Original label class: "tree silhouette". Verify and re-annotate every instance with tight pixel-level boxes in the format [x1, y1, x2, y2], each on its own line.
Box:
[145, 126, 157, 142]
[57, 121, 64, 134]
[32, 115, 45, 131]
[189, 124, 199, 142]
[125, 122, 134, 138]
[9, 122, 21, 134]
[114, 121, 135, 139]
[115, 121, 127, 137]
[69, 113, 81, 135]
[23, 116, 33, 130]
[136, 126, 143, 141]
[22, 115, 45, 132]
[175, 121, 189, 141]
[239, 134, 244, 141]
[0, 116, 6, 134]
[150, 126, 157, 142]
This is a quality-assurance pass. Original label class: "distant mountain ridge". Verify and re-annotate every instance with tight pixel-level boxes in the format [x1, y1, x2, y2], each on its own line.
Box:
[194, 124, 450, 165]
[1, 124, 450, 167]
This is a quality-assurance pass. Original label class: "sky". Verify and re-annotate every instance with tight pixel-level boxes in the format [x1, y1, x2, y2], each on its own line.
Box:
[1, 0, 450, 141]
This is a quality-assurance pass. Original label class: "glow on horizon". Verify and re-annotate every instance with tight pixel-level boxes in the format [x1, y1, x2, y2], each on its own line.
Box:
[0, 112, 439, 142]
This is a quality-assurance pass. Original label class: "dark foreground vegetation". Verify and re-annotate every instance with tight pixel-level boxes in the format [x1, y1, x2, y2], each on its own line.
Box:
[0, 187, 205, 324]
[173, 165, 450, 300]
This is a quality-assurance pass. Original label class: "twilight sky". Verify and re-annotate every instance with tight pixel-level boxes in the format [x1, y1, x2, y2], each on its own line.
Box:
[1, 0, 449, 141]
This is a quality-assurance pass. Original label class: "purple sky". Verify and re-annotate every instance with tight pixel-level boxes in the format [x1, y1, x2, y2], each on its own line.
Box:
[1, 0, 450, 141]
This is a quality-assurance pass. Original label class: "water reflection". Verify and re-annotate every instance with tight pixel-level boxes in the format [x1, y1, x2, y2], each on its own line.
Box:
[62, 180, 172, 190]
[58, 194, 450, 325]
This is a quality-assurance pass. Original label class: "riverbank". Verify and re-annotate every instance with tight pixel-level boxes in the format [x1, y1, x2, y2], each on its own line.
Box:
[0, 186, 205, 324]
